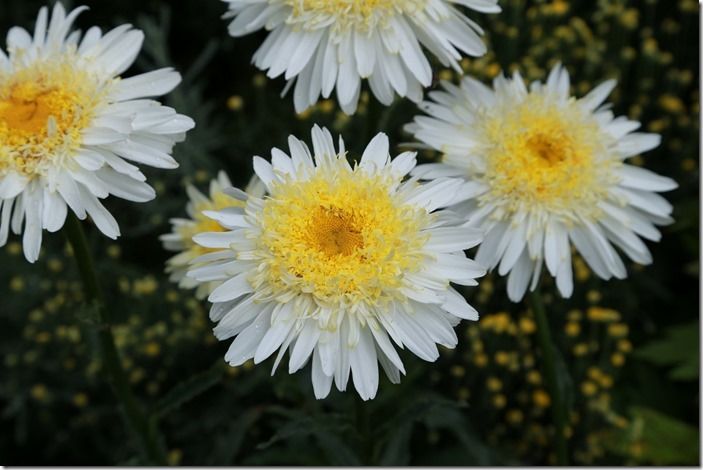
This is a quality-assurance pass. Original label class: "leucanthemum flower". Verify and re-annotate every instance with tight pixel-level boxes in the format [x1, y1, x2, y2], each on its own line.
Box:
[0, 3, 194, 262]
[406, 64, 677, 302]
[188, 126, 485, 400]
[161, 172, 265, 299]
[223, 0, 500, 114]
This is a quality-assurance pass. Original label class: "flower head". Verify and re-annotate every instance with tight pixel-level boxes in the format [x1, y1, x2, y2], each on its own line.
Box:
[223, 0, 500, 114]
[0, 3, 194, 262]
[406, 64, 677, 301]
[161, 172, 265, 299]
[189, 125, 485, 400]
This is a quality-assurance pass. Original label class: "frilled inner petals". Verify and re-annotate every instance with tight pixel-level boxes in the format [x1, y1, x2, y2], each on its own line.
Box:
[0, 54, 104, 176]
[285, 0, 427, 32]
[479, 94, 619, 217]
[255, 166, 430, 306]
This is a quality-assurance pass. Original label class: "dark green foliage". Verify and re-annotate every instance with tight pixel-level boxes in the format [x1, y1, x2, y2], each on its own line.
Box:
[0, 0, 699, 465]
[634, 322, 699, 381]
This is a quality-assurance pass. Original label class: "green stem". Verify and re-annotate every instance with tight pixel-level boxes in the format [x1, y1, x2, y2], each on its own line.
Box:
[528, 289, 568, 465]
[64, 213, 168, 465]
[376, 99, 399, 137]
[365, 96, 399, 143]
[354, 395, 372, 465]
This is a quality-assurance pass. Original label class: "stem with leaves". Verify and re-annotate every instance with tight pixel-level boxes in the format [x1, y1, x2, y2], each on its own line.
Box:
[64, 213, 168, 465]
[528, 289, 569, 465]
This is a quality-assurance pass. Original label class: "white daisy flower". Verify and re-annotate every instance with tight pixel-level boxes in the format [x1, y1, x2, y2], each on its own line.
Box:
[0, 3, 194, 262]
[161, 172, 265, 299]
[188, 125, 485, 400]
[406, 64, 677, 302]
[223, 0, 501, 115]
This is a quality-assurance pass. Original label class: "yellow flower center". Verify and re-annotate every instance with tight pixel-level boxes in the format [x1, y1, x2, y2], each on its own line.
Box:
[476, 93, 620, 218]
[0, 53, 106, 177]
[285, 0, 427, 32]
[307, 206, 364, 257]
[253, 161, 430, 308]
[0, 82, 66, 134]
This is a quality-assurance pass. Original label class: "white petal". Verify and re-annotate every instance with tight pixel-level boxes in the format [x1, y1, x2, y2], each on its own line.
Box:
[0, 173, 29, 199]
[506, 251, 533, 302]
[312, 348, 334, 399]
[79, 187, 120, 239]
[254, 303, 295, 364]
[111, 68, 182, 101]
[42, 190, 67, 232]
[288, 320, 321, 373]
[224, 307, 274, 366]
[424, 226, 483, 252]
[349, 326, 379, 401]
[360, 133, 390, 170]
[617, 165, 677, 192]
[441, 287, 479, 320]
[22, 186, 43, 263]
[208, 272, 253, 303]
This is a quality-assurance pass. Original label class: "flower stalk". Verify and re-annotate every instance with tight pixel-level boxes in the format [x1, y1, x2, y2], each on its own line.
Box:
[64, 213, 168, 465]
[355, 394, 373, 465]
[529, 289, 569, 465]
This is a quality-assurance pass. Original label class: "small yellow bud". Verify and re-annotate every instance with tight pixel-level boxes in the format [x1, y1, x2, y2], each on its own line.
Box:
[450, 365, 465, 378]
[31, 384, 49, 402]
[580, 381, 598, 396]
[617, 339, 633, 353]
[252, 73, 267, 88]
[608, 323, 629, 338]
[519, 317, 536, 334]
[226, 95, 244, 111]
[72, 393, 89, 408]
[572, 343, 589, 356]
[565, 321, 581, 337]
[611, 353, 626, 367]
[473, 353, 488, 367]
[144, 342, 161, 357]
[506, 409, 524, 425]
[438, 69, 454, 82]
[10, 276, 25, 292]
[527, 370, 541, 385]
[533, 389, 551, 408]
[487, 377, 503, 392]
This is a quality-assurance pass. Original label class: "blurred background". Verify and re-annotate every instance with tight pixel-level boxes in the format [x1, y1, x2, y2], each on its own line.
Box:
[0, 0, 699, 465]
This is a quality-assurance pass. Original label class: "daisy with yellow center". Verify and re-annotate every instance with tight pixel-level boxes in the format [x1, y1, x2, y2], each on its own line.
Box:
[406, 64, 677, 301]
[0, 3, 194, 262]
[161, 172, 265, 299]
[188, 126, 485, 400]
[223, 0, 500, 114]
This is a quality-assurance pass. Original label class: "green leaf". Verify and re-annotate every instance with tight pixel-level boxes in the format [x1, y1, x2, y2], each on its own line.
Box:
[603, 406, 699, 465]
[376, 393, 506, 465]
[256, 415, 317, 450]
[314, 430, 362, 466]
[209, 408, 262, 465]
[153, 360, 224, 419]
[634, 322, 699, 381]
[421, 399, 495, 465]
[256, 411, 359, 465]
[378, 423, 413, 466]
[74, 300, 102, 326]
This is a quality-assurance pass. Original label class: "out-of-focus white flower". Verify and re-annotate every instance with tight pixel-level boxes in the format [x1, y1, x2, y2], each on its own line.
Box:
[161, 172, 264, 299]
[189, 125, 485, 400]
[0, 3, 194, 262]
[406, 64, 677, 301]
[223, 0, 500, 114]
